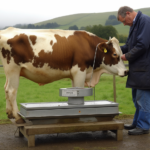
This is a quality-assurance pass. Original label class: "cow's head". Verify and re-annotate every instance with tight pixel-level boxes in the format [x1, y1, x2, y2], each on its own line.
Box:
[97, 37, 128, 77]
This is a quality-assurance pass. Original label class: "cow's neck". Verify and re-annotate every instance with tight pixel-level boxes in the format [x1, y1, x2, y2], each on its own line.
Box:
[89, 36, 106, 70]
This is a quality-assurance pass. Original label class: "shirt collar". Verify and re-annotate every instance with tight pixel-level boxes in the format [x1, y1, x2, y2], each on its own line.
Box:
[133, 12, 138, 22]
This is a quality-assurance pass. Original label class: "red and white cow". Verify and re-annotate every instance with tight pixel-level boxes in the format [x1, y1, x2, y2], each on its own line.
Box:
[0, 27, 127, 123]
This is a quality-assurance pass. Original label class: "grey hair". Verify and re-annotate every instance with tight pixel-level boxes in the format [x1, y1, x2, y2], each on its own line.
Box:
[117, 6, 133, 20]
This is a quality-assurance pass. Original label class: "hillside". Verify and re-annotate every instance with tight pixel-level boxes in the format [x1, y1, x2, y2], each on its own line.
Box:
[35, 7, 150, 36]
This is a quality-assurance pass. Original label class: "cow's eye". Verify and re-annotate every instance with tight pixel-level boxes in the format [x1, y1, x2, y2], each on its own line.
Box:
[113, 54, 117, 56]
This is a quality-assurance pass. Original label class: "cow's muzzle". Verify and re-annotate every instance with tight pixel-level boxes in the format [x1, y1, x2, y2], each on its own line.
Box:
[120, 70, 128, 77]
[124, 70, 129, 76]
[119, 70, 129, 77]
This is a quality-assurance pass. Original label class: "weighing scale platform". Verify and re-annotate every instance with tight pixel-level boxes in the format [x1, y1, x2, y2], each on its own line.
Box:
[15, 88, 124, 147]
[19, 100, 119, 119]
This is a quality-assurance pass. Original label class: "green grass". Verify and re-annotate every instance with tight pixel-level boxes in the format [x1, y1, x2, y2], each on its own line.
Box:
[0, 74, 135, 120]
[0, 67, 4, 74]
[34, 7, 150, 35]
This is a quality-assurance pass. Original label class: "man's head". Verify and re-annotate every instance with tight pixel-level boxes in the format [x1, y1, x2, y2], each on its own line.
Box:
[117, 6, 137, 26]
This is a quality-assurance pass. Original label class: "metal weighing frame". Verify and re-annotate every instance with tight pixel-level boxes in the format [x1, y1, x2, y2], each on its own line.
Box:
[19, 87, 120, 123]
[15, 76, 124, 147]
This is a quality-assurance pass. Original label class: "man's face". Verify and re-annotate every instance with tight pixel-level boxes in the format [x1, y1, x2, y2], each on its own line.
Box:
[118, 12, 133, 26]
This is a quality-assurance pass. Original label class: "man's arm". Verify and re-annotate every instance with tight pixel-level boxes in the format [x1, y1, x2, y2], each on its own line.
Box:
[125, 20, 150, 62]
[121, 54, 127, 61]
[120, 44, 128, 54]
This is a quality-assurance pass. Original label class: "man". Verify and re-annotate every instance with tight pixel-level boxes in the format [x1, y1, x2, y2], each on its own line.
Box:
[117, 6, 150, 135]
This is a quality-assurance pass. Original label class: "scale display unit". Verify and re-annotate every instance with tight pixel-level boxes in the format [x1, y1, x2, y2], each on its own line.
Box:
[19, 87, 119, 124]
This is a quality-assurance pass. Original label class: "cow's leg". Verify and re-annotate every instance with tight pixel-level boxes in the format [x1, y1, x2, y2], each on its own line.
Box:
[4, 77, 13, 119]
[71, 66, 86, 87]
[5, 72, 24, 124]
[4, 77, 8, 90]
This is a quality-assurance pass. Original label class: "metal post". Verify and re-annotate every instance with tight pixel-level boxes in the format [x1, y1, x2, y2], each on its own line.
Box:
[113, 75, 116, 102]
[94, 87, 95, 101]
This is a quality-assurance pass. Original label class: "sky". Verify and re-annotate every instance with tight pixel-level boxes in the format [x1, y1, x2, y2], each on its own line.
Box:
[0, 0, 149, 29]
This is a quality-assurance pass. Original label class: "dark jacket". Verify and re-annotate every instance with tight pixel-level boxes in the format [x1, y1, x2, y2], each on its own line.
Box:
[121, 11, 150, 89]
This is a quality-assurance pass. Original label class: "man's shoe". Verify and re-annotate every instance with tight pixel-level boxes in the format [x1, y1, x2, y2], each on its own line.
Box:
[128, 127, 149, 135]
[124, 124, 136, 130]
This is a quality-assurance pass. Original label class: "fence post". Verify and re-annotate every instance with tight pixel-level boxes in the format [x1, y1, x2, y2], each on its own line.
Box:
[113, 75, 116, 102]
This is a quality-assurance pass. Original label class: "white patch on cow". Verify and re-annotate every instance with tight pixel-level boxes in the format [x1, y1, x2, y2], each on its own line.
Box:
[0, 35, 12, 51]
[27, 29, 75, 56]
[111, 37, 123, 56]
[19, 62, 71, 84]
[52, 29, 75, 39]
[85, 66, 110, 87]
[101, 37, 127, 76]
[70, 64, 86, 87]
[101, 59, 126, 76]
[80, 30, 96, 37]
[28, 35, 55, 56]
[0, 27, 75, 57]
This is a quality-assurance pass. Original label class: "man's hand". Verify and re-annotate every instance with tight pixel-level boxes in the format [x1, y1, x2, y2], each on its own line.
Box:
[121, 54, 127, 61]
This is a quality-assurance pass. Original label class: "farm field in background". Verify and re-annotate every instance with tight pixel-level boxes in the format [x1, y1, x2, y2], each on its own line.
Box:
[35, 7, 150, 36]
[0, 74, 134, 120]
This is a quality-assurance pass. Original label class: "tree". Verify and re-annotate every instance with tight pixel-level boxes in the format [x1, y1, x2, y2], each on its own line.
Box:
[80, 26, 85, 30]
[69, 25, 78, 30]
[105, 15, 121, 26]
[27, 24, 35, 29]
[118, 34, 128, 43]
[85, 24, 118, 40]
[108, 15, 116, 20]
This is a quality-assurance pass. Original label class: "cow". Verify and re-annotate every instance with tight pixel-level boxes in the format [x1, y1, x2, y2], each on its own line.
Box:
[0, 27, 128, 123]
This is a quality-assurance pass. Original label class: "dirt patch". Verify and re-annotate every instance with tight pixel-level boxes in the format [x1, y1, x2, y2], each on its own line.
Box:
[114, 114, 134, 120]
[0, 119, 11, 124]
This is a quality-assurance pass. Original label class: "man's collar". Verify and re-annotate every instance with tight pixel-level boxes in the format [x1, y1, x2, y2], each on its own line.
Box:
[133, 12, 138, 22]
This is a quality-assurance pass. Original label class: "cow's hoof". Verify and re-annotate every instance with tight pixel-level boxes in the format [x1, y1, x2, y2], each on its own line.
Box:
[7, 113, 14, 119]
[16, 118, 25, 124]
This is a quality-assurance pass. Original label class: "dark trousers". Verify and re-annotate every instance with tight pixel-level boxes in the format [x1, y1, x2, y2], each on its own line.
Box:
[132, 88, 150, 130]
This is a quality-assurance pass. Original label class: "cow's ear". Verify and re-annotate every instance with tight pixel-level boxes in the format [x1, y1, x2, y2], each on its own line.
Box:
[103, 47, 108, 53]
[98, 44, 108, 54]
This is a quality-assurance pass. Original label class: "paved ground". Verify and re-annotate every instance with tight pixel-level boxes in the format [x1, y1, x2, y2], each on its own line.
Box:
[0, 119, 150, 150]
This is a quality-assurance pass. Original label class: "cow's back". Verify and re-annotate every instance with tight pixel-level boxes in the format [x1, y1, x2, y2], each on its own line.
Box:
[0, 27, 99, 84]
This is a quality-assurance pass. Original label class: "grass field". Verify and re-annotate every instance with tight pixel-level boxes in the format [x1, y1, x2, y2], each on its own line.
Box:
[0, 74, 134, 120]
[35, 7, 150, 36]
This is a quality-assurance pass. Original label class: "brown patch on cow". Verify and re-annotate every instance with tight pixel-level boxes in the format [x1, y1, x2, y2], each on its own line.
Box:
[2, 48, 11, 64]
[50, 40, 53, 45]
[3, 31, 120, 71]
[29, 35, 37, 45]
[98, 42, 120, 66]
[7, 34, 35, 65]
[32, 32, 105, 71]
